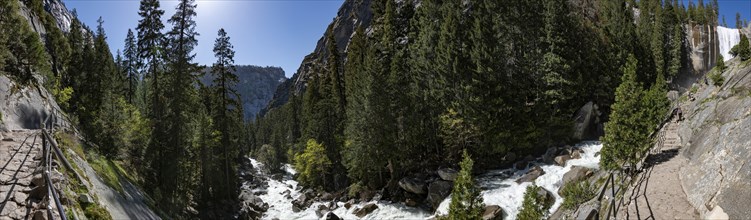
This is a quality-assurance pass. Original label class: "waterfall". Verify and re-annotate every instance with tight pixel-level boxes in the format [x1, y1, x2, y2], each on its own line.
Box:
[717, 26, 741, 61]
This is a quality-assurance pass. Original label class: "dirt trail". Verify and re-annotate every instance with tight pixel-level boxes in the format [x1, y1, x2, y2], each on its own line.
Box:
[68, 149, 160, 220]
[616, 120, 698, 219]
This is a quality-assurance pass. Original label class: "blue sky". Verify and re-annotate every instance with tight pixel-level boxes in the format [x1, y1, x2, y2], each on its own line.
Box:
[64, 0, 749, 78]
[64, 0, 344, 78]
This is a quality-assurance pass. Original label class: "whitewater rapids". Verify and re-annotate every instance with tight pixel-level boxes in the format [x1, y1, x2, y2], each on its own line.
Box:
[245, 142, 603, 219]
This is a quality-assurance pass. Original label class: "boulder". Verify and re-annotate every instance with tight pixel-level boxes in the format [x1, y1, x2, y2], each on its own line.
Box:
[320, 192, 334, 201]
[78, 193, 94, 204]
[292, 193, 312, 212]
[344, 199, 354, 209]
[398, 177, 427, 194]
[560, 166, 594, 192]
[405, 198, 418, 207]
[427, 180, 453, 210]
[246, 196, 269, 213]
[325, 212, 342, 220]
[516, 166, 546, 184]
[438, 168, 459, 181]
[535, 187, 555, 207]
[543, 147, 558, 164]
[353, 203, 379, 217]
[574, 198, 600, 220]
[571, 148, 583, 159]
[554, 155, 572, 166]
[315, 204, 330, 218]
[482, 205, 505, 220]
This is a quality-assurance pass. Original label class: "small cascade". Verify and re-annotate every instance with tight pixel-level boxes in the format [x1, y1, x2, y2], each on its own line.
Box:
[245, 142, 603, 219]
[717, 26, 741, 61]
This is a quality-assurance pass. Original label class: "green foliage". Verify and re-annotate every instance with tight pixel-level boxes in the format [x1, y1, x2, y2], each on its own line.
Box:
[517, 185, 553, 220]
[601, 55, 650, 170]
[447, 150, 484, 219]
[560, 180, 596, 210]
[729, 34, 751, 61]
[294, 139, 332, 188]
[83, 203, 114, 220]
[709, 72, 725, 86]
[716, 55, 726, 73]
[89, 155, 125, 195]
[53, 86, 74, 110]
[256, 144, 280, 173]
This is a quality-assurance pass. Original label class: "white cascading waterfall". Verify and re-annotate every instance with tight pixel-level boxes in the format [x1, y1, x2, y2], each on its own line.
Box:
[717, 26, 741, 61]
[245, 142, 603, 220]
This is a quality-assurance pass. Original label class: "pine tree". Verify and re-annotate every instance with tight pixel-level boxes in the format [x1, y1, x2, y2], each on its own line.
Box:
[210, 28, 242, 201]
[136, 0, 165, 117]
[159, 0, 201, 212]
[447, 150, 484, 219]
[600, 54, 649, 170]
[736, 13, 742, 29]
[123, 29, 139, 103]
[136, 0, 167, 200]
[668, 25, 683, 77]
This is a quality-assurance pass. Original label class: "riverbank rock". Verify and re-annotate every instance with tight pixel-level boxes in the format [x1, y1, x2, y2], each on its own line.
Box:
[561, 166, 594, 192]
[398, 177, 427, 194]
[353, 203, 379, 217]
[543, 147, 558, 164]
[574, 198, 600, 220]
[325, 212, 342, 220]
[482, 205, 505, 220]
[427, 180, 452, 210]
[437, 168, 458, 181]
[292, 193, 312, 212]
[554, 155, 571, 166]
[516, 166, 546, 184]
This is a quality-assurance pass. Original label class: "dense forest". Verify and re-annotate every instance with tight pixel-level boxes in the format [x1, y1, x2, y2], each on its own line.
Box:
[252, 0, 729, 198]
[2, 0, 751, 219]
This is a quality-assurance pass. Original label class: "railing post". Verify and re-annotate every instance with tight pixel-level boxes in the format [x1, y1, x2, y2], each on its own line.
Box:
[611, 172, 617, 219]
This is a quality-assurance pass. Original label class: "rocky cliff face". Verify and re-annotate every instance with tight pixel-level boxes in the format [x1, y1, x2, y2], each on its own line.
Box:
[263, 0, 373, 113]
[17, 0, 75, 35]
[676, 58, 751, 218]
[200, 66, 287, 120]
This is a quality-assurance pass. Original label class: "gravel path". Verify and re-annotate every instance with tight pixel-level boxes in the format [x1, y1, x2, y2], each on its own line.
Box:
[69, 149, 160, 220]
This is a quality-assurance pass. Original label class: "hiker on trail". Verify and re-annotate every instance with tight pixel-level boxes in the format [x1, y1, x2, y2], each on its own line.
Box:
[676, 107, 683, 122]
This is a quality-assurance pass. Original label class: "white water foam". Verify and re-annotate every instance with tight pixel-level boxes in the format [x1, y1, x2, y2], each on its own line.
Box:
[717, 26, 741, 61]
[248, 142, 603, 219]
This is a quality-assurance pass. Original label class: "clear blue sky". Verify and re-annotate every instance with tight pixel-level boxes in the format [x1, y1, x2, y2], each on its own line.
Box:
[64, 0, 749, 78]
[63, 0, 344, 78]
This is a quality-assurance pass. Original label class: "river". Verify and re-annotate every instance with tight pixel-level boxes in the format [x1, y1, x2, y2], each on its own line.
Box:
[244, 141, 603, 219]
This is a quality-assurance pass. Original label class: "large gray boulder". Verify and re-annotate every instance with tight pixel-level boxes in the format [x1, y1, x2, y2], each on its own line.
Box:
[574, 198, 600, 220]
[438, 168, 458, 181]
[482, 205, 505, 220]
[516, 166, 546, 184]
[560, 166, 594, 194]
[554, 155, 572, 166]
[542, 147, 558, 164]
[353, 203, 379, 217]
[427, 180, 453, 211]
[398, 177, 427, 194]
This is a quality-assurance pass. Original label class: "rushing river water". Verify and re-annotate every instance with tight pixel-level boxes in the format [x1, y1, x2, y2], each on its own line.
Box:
[245, 141, 603, 220]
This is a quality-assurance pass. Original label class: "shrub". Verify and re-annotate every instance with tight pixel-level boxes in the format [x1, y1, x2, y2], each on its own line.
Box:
[709, 72, 725, 86]
[83, 203, 113, 220]
[560, 180, 597, 210]
[294, 139, 331, 188]
[447, 150, 485, 219]
[517, 185, 553, 220]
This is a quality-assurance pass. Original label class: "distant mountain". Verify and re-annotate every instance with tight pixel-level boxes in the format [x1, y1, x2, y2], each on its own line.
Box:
[201, 65, 287, 121]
